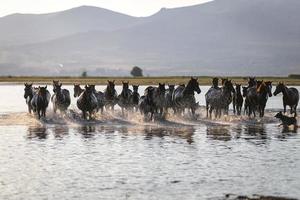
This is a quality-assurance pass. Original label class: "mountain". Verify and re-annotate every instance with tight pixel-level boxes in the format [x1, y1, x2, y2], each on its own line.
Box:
[1, 0, 300, 76]
[0, 6, 141, 46]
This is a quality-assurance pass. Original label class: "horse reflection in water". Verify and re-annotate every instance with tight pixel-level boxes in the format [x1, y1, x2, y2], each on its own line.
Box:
[206, 125, 232, 141]
[27, 126, 48, 139]
[79, 125, 96, 138]
[143, 126, 195, 144]
[243, 124, 268, 143]
[52, 125, 69, 139]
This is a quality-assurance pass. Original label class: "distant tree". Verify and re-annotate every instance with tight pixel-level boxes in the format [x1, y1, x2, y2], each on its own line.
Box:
[81, 71, 87, 77]
[130, 66, 143, 77]
[288, 74, 300, 79]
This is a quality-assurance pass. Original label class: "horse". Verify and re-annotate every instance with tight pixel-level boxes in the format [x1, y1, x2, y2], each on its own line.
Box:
[248, 77, 257, 87]
[221, 78, 235, 114]
[24, 83, 36, 114]
[152, 83, 166, 116]
[256, 81, 272, 117]
[165, 84, 175, 113]
[31, 86, 51, 119]
[73, 84, 84, 98]
[130, 85, 140, 112]
[273, 82, 299, 116]
[77, 85, 98, 120]
[90, 85, 105, 113]
[139, 86, 155, 121]
[173, 77, 201, 117]
[233, 84, 244, 115]
[242, 86, 250, 115]
[51, 81, 71, 114]
[118, 81, 133, 116]
[104, 80, 118, 111]
[205, 79, 235, 118]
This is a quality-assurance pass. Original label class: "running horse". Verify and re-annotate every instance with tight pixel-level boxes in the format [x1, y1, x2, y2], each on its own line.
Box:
[23, 83, 36, 114]
[273, 82, 299, 116]
[77, 85, 98, 120]
[104, 80, 118, 111]
[118, 81, 133, 116]
[31, 86, 51, 119]
[173, 77, 201, 117]
[256, 81, 272, 117]
[52, 81, 71, 113]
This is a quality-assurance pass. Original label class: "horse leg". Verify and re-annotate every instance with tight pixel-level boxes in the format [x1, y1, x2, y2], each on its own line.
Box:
[283, 103, 286, 114]
[28, 105, 31, 114]
[206, 102, 209, 118]
[37, 109, 41, 119]
[209, 107, 213, 119]
[191, 107, 195, 118]
[53, 105, 57, 114]
[101, 107, 104, 114]
[233, 101, 236, 115]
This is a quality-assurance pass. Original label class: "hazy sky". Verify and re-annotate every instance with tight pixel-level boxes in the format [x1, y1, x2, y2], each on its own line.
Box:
[0, 0, 212, 17]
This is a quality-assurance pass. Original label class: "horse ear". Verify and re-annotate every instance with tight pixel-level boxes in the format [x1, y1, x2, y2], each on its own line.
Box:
[24, 83, 27, 86]
[107, 80, 110, 83]
[60, 83, 62, 87]
[45, 85, 47, 89]
[113, 80, 115, 83]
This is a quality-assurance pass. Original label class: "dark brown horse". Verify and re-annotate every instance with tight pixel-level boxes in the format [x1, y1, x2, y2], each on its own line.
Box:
[118, 81, 133, 116]
[233, 84, 243, 115]
[73, 84, 84, 98]
[77, 85, 98, 120]
[104, 80, 118, 111]
[31, 86, 51, 119]
[256, 81, 272, 117]
[130, 85, 140, 112]
[273, 82, 299, 116]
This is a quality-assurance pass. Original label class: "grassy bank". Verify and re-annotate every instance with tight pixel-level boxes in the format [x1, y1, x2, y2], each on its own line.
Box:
[0, 76, 300, 85]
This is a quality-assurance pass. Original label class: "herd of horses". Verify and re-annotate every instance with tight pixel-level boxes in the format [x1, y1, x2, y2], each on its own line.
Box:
[23, 77, 299, 120]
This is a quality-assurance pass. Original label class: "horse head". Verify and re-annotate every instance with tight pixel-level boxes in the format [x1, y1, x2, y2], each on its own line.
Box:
[189, 77, 201, 94]
[224, 79, 235, 93]
[107, 80, 115, 91]
[38, 86, 48, 97]
[122, 81, 129, 90]
[133, 85, 139, 92]
[53, 80, 60, 93]
[265, 81, 273, 97]
[273, 82, 284, 96]
[158, 83, 166, 95]
[168, 84, 175, 91]
[74, 84, 83, 97]
[24, 83, 33, 99]
[212, 77, 219, 88]
[221, 78, 228, 86]
[248, 77, 256, 87]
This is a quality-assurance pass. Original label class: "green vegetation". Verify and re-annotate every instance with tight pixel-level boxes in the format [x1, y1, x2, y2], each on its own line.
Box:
[0, 76, 300, 85]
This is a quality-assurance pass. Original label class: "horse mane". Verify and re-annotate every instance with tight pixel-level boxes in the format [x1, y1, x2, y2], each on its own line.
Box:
[256, 82, 266, 93]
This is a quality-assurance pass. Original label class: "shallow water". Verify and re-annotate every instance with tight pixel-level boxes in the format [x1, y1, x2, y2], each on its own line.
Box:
[0, 85, 299, 200]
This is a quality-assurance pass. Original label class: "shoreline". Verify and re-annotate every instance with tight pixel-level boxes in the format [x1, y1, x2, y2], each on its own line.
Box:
[0, 76, 300, 86]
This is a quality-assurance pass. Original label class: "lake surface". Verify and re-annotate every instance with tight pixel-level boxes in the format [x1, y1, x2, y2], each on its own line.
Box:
[0, 85, 299, 200]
